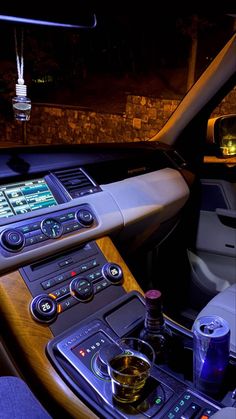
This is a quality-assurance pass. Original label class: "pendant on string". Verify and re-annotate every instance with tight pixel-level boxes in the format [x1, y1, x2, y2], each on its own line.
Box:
[12, 29, 31, 121]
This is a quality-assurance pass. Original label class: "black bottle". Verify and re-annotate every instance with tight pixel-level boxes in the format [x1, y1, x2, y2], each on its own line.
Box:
[139, 289, 172, 364]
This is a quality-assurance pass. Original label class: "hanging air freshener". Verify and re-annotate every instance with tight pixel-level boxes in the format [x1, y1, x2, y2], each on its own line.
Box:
[12, 29, 31, 121]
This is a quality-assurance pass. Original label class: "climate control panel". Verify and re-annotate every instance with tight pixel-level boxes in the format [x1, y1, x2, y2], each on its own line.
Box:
[19, 241, 124, 330]
[30, 261, 123, 323]
[0, 204, 96, 254]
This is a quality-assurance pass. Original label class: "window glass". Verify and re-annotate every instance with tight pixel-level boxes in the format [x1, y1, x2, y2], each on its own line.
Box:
[0, 13, 234, 118]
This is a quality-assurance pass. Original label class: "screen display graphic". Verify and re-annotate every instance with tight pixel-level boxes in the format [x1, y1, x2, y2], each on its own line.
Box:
[0, 178, 57, 218]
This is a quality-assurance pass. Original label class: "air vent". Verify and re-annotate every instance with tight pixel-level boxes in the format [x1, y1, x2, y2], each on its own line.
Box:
[53, 167, 100, 198]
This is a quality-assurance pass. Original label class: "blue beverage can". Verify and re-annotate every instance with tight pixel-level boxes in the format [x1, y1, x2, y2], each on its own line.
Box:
[193, 315, 230, 396]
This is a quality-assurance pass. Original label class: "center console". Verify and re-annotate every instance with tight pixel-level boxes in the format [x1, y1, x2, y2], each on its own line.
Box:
[0, 237, 235, 419]
[47, 291, 235, 418]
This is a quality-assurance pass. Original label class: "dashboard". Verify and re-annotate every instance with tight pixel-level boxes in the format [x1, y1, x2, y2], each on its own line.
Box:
[0, 143, 191, 275]
[2, 142, 218, 419]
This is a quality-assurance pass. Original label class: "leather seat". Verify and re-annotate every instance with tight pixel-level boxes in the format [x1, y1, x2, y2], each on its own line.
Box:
[0, 376, 51, 418]
[210, 407, 236, 419]
[193, 283, 236, 357]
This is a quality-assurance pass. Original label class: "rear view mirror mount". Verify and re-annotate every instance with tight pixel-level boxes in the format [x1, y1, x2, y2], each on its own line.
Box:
[207, 114, 236, 157]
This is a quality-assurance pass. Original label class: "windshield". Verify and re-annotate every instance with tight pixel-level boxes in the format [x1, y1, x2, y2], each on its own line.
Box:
[0, 12, 235, 145]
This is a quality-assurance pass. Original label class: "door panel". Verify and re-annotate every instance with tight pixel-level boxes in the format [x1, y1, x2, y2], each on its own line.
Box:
[188, 177, 236, 296]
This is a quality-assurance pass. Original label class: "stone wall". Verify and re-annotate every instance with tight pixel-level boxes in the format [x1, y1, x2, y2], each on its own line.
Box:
[0, 88, 236, 145]
[211, 87, 236, 117]
[0, 96, 180, 145]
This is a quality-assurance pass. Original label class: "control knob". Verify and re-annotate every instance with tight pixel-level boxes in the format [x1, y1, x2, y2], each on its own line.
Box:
[1, 229, 25, 251]
[94, 342, 123, 378]
[70, 278, 94, 301]
[102, 262, 123, 284]
[41, 218, 63, 239]
[30, 294, 57, 323]
[77, 209, 94, 226]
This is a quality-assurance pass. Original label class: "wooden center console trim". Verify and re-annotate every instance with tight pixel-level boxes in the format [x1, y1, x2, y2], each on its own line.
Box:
[0, 236, 143, 418]
[97, 237, 144, 295]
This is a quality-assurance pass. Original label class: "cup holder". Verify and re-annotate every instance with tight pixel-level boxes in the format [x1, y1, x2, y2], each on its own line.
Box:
[126, 324, 236, 403]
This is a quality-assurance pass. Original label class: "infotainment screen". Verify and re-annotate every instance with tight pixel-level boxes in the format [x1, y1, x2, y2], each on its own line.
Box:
[0, 178, 58, 218]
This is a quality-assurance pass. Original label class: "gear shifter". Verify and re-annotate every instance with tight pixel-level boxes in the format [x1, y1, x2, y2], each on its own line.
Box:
[93, 342, 122, 378]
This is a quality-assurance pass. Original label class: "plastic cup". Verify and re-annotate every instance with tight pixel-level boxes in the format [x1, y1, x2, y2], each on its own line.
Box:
[107, 337, 155, 404]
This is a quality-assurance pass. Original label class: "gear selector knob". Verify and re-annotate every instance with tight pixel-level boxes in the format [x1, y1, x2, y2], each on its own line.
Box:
[94, 342, 123, 378]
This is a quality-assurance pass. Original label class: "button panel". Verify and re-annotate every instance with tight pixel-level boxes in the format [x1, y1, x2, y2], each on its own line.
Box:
[162, 392, 218, 419]
[31, 261, 123, 322]
[54, 269, 118, 316]
[26, 247, 124, 323]
[37, 259, 120, 321]
[21, 241, 125, 331]
[0, 204, 97, 254]
[41, 257, 100, 290]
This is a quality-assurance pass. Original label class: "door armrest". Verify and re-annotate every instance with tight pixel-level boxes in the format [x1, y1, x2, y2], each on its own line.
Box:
[216, 208, 236, 228]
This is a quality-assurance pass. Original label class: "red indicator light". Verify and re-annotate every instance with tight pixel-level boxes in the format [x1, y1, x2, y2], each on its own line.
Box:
[71, 271, 77, 277]
[79, 349, 86, 357]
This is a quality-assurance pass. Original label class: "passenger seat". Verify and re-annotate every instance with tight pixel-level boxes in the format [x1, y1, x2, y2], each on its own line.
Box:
[0, 376, 51, 418]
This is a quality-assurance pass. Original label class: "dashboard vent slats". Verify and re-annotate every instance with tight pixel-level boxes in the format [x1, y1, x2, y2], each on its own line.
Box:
[53, 167, 100, 198]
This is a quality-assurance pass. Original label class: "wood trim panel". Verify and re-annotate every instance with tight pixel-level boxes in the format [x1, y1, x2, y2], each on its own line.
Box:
[96, 236, 144, 295]
[0, 271, 98, 418]
[204, 155, 236, 164]
[0, 236, 143, 418]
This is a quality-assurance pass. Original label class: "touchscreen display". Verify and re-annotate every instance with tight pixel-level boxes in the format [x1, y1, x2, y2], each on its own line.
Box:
[0, 178, 57, 218]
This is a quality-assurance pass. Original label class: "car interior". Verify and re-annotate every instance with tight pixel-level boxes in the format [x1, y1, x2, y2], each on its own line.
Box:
[0, 6, 235, 419]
